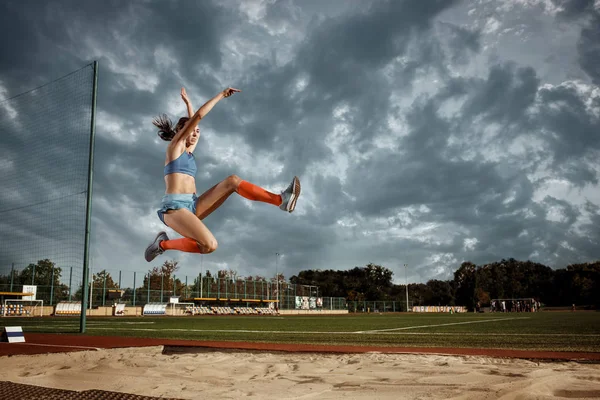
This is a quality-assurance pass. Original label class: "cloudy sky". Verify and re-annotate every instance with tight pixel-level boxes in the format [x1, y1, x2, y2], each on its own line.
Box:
[1, 0, 599, 287]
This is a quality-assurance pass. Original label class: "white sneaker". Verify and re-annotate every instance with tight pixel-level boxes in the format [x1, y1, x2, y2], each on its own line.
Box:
[145, 231, 169, 262]
[279, 176, 301, 213]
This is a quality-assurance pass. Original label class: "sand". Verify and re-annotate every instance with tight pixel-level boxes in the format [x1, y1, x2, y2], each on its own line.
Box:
[1, 347, 600, 399]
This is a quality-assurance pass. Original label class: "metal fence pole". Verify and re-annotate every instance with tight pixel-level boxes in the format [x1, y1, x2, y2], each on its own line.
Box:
[50, 267, 55, 306]
[9, 263, 14, 292]
[102, 273, 106, 306]
[68, 267, 73, 301]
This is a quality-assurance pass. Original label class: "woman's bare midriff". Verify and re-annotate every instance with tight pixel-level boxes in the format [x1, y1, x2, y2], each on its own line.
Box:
[164, 173, 197, 194]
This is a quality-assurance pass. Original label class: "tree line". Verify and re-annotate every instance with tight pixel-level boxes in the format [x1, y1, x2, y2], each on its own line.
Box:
[1, 258, 598, 309]
[289, 259, 600, 310]
[0, 259, 286, 306]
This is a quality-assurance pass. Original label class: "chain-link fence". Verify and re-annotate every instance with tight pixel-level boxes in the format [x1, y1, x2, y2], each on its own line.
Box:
[0, 266, 348, 311]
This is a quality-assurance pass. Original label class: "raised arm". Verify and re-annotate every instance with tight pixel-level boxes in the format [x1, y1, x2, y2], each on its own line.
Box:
[180, 87, 199, 153]
[181, 87, 194, 118]
[172, 87, 241, 144]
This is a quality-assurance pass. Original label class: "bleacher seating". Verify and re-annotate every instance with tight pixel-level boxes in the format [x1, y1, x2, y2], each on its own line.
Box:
[183, 305, 213, 315]
[234, 307, 258, 315]
[0, 304, 30, 316]
[54, 301, 81, 316]
[177, 305, 281, 316]
[211, 306, 236, 315]
[256, 307, 277, 315]
[143, 303, 167, 315]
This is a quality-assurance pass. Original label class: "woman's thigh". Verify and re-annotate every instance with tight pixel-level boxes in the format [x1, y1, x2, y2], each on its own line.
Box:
[194, 175, 241, 219]
[162, 208, 217, 248]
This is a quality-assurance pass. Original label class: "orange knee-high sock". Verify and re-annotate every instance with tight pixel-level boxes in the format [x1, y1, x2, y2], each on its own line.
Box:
[159, 238, 202, 253]
[237, 180, 282, 206]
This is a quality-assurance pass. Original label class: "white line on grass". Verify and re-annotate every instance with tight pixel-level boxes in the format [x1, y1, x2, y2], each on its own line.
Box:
[87, 328, 353, 334]
[81, 327, 600, 337]
[87, 322, 157, 325]
[355, 317, 531, 333]
[355, 332, 600, 336]
[17, 326, 600, 337]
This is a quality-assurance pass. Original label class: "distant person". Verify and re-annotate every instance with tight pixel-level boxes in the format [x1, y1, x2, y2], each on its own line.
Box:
[145, 87, 301, 262]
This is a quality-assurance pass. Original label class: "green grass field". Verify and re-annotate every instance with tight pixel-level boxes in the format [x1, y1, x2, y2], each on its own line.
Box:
[5, 312, 600, 353]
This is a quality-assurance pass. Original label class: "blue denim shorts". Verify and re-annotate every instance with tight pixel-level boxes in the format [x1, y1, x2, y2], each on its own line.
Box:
[157, 193, 198, 225]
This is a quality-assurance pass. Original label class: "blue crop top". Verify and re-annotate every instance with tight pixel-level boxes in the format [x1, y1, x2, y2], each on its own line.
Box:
[164, 151, 197, 177]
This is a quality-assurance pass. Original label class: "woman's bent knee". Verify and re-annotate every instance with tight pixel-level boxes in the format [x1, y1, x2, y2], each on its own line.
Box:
[199, 238, 218, 253]
[226, 174, 241, 189]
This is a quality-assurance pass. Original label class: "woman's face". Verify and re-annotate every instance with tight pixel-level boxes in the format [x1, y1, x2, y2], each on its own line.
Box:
[187, 126, 200, 146]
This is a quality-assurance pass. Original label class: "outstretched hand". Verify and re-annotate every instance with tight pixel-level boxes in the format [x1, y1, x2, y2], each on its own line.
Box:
[222, 87, 241, 98]
[181, 87, 190, 104]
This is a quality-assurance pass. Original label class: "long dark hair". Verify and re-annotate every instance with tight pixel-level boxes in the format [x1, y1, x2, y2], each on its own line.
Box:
[152, 114, 189, 141]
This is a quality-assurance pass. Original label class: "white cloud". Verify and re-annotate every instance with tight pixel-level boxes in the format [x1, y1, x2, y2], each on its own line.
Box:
[0, 80, 19, 121]
[202, 129, 284, 181]
[483, 17, 502, 34]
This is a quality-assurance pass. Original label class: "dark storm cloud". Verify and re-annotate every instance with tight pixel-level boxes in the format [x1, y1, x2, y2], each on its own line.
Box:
[0, 0, 226, 68]
[0, 0, 233, 124]
[2, 0, 599, 283]
[0, 1, 82, 89]
[211, 0, 478, 273]
[232, 211, 338, 270]
[460, 63, 540, 127]
[342, 52, 599, 270]
[451, 61, 599, 186]
[307, 174, 350, 225]
[466, 195, 579, 258]
[577, 13, 600, 86]
[225, 0, 463, 179]
[439, 22, 481, 65]
[577, 201, 600, 250]
[262, 0, 302, 27]
[550, 0, 600, 86]
[536, 83, 600, 184]
[552, 0, 597, 19]
[296, 0, 461, 134]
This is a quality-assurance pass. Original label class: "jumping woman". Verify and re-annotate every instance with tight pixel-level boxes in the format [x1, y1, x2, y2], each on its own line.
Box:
[144, 87, 301, 262]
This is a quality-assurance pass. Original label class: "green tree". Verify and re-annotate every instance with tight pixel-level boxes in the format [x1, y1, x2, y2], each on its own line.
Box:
[18, 259, 61, 286]
[564, 262, 600, 307]
[138, 260, 180, 302]
[16, 259, 66, 304]
[425, 280, 455, 306]
[453, 261, 477, 310]
[73, 269, 119, 306]
[92, 270, 119, 305]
